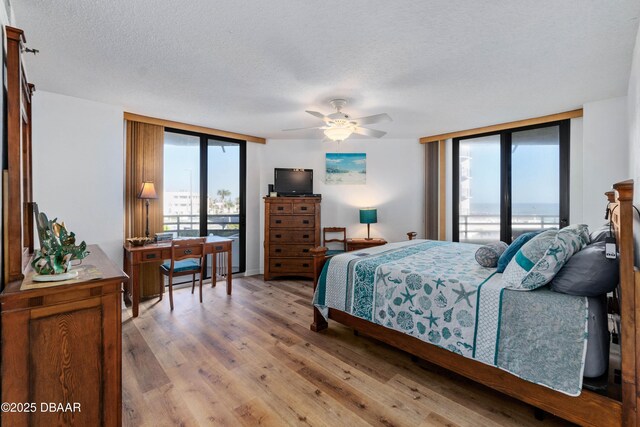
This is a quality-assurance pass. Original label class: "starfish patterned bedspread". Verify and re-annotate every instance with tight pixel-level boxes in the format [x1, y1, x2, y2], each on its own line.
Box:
[312, 239, 588, 396]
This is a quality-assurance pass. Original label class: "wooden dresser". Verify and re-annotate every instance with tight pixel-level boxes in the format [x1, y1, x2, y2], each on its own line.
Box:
[264, 196, 321, 280]
[1, 245, 126, 426]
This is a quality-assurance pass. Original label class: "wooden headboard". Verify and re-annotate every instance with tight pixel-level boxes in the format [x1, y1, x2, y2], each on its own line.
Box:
[606, 179, 639, 425]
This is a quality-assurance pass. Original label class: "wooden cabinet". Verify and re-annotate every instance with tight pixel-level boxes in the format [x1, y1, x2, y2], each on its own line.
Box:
[347, 238, 388, 252]
[4, 26, 35, 285]
[1, 245, 126, 426]
[264, 196, 321, 280]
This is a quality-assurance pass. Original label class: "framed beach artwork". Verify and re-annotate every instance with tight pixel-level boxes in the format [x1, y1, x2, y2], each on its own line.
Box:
[325, 153, 366, 185]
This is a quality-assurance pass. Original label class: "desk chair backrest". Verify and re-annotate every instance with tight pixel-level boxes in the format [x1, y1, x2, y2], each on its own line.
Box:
[169, 238, 206, 270]
[323, 227, 347, 252]
[161, 237, 207, 311]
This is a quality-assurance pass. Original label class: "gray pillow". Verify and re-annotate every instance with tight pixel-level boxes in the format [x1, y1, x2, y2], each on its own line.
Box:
[590, 223, 614, 244]
[475, 241, 508, 268]
[550, 242, 619, 297]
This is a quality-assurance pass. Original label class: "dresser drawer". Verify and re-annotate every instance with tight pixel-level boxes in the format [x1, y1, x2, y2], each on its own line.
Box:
[269, 258, 313, 273]
[269, 244, 313, 257]
[270, 216, 315, 228]
[270, 230, 315, 243]
[133, 249, 164, 263]
[269, 203, 292, 214]
[293, 203, 315, 214]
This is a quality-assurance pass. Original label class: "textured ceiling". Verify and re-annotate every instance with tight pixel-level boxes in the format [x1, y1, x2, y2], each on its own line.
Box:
[12, 1, 640, 140]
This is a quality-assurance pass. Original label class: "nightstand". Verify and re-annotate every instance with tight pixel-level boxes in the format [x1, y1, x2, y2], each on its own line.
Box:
[347, 238, 387, 251]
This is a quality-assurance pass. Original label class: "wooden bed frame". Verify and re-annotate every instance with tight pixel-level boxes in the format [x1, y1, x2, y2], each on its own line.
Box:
[310, 180, 638, 427]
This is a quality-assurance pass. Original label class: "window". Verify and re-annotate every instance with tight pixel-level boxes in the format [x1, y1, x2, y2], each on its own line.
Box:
[452, 121, 569, 243]
[163, 129, 246, 274]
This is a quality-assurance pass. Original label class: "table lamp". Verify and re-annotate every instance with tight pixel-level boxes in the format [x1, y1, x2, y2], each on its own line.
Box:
[137, 181, 158, 238]
[359, 208, 377, 240]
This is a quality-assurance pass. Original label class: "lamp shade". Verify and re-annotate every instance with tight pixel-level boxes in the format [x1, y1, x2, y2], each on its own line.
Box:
[359, 208, 377, 224]
[137, 181, 158, 199]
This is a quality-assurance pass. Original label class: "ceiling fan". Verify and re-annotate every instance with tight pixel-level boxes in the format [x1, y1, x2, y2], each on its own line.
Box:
[282, 99, 392, 142]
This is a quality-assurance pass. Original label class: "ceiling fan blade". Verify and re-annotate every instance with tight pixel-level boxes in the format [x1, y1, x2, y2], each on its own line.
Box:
[352, 113, 392, 126]
[305, 110, 328, 120]
[353, 127, 387, 138]
[281, 126, 324, 131]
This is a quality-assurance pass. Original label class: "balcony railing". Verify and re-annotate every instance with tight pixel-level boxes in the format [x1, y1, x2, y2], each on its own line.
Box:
[163, 214, 240, 238]
[459, 214, 559, 244]
[163, 213, 241, 274]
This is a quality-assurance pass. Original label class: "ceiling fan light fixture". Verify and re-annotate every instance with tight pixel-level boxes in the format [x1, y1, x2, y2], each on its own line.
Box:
[324, 127, 353, 142]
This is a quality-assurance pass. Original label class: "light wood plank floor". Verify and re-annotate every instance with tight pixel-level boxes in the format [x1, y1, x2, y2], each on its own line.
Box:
[122, 275, 573, 427]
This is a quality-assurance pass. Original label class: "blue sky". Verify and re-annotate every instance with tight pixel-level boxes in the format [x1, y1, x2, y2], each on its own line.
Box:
[326, 152, 366, 172]
[164, 140, 239, 198]
[465, 141, 559, 207]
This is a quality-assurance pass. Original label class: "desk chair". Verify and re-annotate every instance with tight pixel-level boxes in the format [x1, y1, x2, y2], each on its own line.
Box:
[159, 238, 206, 310]
[323, 227, 347, 256]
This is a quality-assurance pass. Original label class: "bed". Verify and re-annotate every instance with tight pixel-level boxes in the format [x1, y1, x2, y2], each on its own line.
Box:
[310, 180, 637, 427]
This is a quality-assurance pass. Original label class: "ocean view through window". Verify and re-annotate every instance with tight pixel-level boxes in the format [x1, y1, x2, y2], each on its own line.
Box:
[453, 121, 569, 244]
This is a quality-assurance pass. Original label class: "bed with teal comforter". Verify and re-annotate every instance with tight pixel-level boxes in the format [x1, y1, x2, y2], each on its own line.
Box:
[312, 239, 589, 396]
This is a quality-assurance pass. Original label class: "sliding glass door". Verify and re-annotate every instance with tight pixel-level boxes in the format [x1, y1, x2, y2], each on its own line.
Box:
[453, 121, 569, 244]
[456, 135, 501, 243]
[163, 132, 201, 236]
[511, 126, 562, 239]
[206, 138, 243, 273]
[163, 130, 246, 274]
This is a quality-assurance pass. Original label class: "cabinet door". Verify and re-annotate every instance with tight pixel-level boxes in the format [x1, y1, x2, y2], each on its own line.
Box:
[2, 292, 121, 427]
[30, 304, 102, 425]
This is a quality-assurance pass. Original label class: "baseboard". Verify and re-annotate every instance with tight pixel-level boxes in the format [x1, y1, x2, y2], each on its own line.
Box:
[238, 269, 262, 277]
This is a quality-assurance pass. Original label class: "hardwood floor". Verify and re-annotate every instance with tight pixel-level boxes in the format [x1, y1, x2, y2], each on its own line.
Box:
[122, 275, 573, 426]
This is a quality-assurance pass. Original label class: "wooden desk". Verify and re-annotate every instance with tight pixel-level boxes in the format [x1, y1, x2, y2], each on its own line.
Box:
[347, 238, 387, 251]
[123, 235, 232, 317]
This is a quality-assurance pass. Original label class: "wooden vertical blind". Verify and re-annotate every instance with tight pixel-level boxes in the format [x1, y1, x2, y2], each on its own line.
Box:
[424, 140, 447, 240]
[438, 140, 446, 240]
[125, 121, 164, 297]
[424, 142, 439, 239]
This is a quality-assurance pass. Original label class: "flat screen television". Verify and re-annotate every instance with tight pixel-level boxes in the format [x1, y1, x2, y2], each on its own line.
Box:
[274, 168, 313, 196]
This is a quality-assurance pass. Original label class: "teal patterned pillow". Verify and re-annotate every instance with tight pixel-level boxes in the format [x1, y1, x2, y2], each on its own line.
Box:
[503, 225, 590, 290]
[475, 241, 508, 268]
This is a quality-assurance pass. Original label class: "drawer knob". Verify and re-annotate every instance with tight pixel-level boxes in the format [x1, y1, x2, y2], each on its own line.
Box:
[301, 206, 307, 211]
[275, 263, 282, 267]
[277, 206, 284, 210]
[215, 246, 223, 251]
[275, 220, 282, 224]
[302, 249, 309, 253]
[302, 220, 309, 224]
[275, 249, 282, 253]
[183, 249, 192, 255]
[303, 234, 309, 238]
[303, 263, 309, 268]
[146, 253, 157, 259]
[275, 234, 282, 238]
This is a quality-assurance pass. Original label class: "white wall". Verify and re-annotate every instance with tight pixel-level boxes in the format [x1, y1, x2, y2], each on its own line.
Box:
[628, 25, 640, 266]
[582, 96, 629, 230]
[31, 91, 267, 274]
[32, 91, 124, 264]
[259, 138, 424, 272]
[245, 142, 265, 275]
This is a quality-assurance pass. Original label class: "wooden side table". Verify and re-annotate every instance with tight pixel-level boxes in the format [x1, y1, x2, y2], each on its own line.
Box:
[347, 238, 387, 251]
